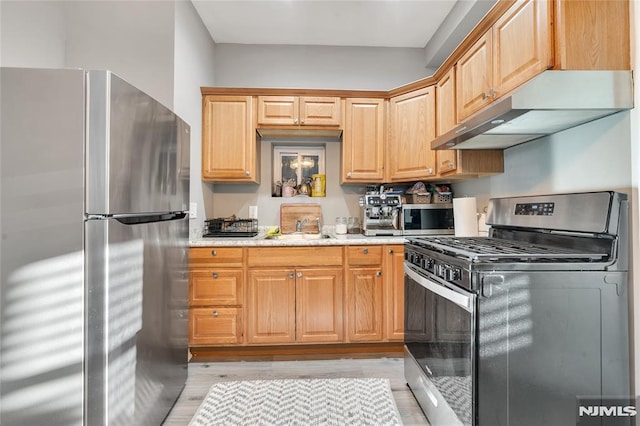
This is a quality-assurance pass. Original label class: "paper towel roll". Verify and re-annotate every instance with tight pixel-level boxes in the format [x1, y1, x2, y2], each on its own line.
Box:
[453, 197, 478, 237]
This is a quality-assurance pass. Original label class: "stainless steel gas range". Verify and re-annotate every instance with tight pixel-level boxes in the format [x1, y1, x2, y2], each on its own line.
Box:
[403, 191, 631, 426]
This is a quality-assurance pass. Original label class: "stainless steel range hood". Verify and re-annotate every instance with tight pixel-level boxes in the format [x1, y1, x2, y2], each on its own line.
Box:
[432, 71, 634, 150]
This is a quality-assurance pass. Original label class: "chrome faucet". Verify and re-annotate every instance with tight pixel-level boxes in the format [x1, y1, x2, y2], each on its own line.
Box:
[296, 218, 309, 233]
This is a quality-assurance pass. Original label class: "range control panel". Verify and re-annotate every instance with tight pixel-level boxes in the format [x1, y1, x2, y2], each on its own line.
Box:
[515, 202, 555, 216]
[405, 248, 470, 290]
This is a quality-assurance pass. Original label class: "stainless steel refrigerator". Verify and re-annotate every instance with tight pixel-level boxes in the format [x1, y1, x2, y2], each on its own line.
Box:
[1, 68, 190, 425]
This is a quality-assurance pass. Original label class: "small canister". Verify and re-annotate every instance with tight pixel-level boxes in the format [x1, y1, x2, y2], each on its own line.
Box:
[311, 174, 326, 197]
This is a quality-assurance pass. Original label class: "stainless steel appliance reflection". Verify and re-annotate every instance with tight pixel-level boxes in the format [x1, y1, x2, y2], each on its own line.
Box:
[360, 193, 403, 236]
[404, 191, 630, 426]
[1, 68, 190, 425]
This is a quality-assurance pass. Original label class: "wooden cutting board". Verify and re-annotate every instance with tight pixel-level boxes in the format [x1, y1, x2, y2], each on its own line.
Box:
[280, 203, 322, 234]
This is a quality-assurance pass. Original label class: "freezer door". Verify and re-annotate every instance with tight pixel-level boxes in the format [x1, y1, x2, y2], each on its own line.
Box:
[86, 71, 190, 215]
[85, 215, 188, 426]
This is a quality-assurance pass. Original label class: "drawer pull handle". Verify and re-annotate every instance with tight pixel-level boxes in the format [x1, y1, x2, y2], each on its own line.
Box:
[211, 250, 217, 256]
[212, 310, 218, 317]
[212, 272, 218, 278]
[363, 248, 368, 254]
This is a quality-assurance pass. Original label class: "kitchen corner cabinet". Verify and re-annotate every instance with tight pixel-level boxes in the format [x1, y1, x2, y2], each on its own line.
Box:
[257, 96, 341, 127]
[456, 0, 552, 121]
[341, 98, 386, 183]
[188, 248, 244, 346]
[202, 95, 260, 183]
[388, 87, 437, 182]
[246, 247, 344, 344]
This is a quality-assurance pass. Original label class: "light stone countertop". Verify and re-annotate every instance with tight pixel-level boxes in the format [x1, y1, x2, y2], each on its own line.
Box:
[189, 228, 407, 247]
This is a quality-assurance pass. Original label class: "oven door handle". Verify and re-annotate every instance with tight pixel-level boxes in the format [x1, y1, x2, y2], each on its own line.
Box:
[404, 264, 474, 313]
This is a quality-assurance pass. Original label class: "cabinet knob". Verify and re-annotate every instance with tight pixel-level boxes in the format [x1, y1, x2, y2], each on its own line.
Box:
[482, 92, 488, 100]
[296, 271, 302, 278]
[212, 310, 218, 317]
[294, 119, 298, 124]
[211, 250, 217, 256]
[489, 88, 497, 98]
[388, 249, 394, 254]
[245, 171, 250, 177]
[347, 172, 352, 178]
[289, 272, 295, 279]
[376, 271, 382, 277]
[212, 272, 218, 278]
[363, 248, 369, 254]
[300, 119, 305, 124]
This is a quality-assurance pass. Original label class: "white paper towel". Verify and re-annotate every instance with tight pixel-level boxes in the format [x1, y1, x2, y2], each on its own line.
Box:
[453, 197, 478, 237]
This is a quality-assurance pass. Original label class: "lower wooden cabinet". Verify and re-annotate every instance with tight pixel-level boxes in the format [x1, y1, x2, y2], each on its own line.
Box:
[189, 307, 243, 346]
[188, 244, 403, 349]
[247, 267, 344, 344]
[345, 245, 404, 343]
[384, 245, 405, 341]
[188, 247, 245, 346]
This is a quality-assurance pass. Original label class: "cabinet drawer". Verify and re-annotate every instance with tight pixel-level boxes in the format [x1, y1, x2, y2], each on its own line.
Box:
[347, 245, 383, 265]
[189, 269, 243, 306]
[247, 246, 343, 267]
[189, 247, 243, 268]
[189, 307, 243, 346]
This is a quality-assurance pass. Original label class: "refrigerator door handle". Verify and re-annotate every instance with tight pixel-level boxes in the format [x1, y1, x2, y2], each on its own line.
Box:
[113, 211, 187, 225]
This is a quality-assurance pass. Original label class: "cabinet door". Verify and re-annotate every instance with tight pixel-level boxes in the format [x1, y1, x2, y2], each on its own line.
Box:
[295, 268, 344, 343]
[189, 307, 243, 346]
[493, 0, 552, 98]
[202, 96, 258, 182]
[247, 269, 296, 344]
[189, 269, 243, 306]
[257, 96, 298, 125]
[456, 32, 493, 121]
[435, 68, 458, 174]
[346, 267, 383, 342]
[384, 245, 404, 341]
[388, 87, 437, 181]
[300, 97, 341, 126]
[342, 98, 385, 183]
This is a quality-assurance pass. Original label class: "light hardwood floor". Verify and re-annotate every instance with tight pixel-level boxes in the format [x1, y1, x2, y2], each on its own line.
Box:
[163, 357, 429, 425]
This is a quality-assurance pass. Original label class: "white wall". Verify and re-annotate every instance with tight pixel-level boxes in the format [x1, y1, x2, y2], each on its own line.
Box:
[0, 1, 67, 68]
[214, 44, 430, 90]
[64, 1, 176, 109]
[173, 1, 217, 236]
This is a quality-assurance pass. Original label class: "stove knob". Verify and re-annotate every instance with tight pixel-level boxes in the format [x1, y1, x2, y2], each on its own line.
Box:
[444, 267, 462, 281]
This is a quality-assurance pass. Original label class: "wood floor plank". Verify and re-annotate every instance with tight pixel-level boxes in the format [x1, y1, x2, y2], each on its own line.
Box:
[163, 357, 429, 425]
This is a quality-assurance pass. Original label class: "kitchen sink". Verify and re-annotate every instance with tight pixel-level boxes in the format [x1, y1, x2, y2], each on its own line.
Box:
[269, 233, 331, 240]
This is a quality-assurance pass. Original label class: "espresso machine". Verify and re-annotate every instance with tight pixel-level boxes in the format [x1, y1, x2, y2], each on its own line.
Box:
[360, 192, 403, 236]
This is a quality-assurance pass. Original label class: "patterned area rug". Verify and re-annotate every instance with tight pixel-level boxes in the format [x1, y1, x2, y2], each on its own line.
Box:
[189, 378, 403, 426]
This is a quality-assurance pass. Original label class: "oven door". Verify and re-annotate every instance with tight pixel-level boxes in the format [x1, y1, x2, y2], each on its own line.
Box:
[404, 263, 476, 426]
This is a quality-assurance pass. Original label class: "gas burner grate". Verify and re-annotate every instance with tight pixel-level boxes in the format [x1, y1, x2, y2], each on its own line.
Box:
[414, 237, 607, 263]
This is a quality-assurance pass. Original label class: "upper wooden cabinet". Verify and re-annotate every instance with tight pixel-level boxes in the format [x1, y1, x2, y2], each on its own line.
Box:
[257, 96, 341, 127]
[456, 0, 552, 121]
[388, 87, 437, 182]
[202, 95, 259, 183]
[342, 98, 385, 183]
